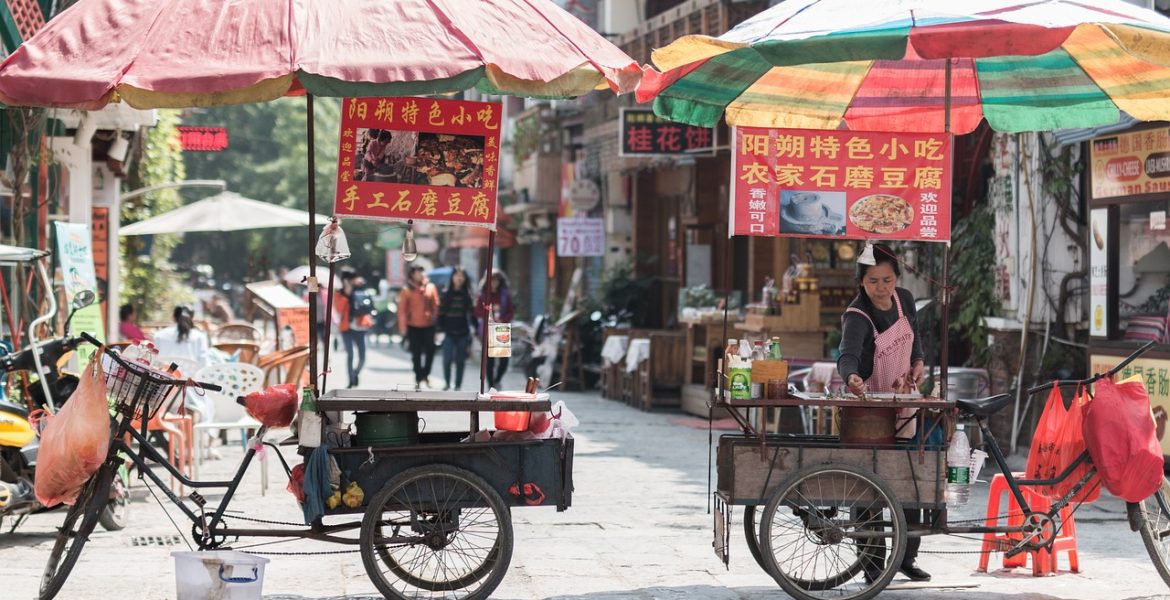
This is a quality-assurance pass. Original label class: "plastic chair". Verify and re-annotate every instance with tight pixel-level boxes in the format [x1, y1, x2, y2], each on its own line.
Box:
[213, 342, 261, 364]
[978, 473, 1079, 576]
[127, 389, 194, 494]
[190, 363, 265, 459]
[262, 348, 310, 387]
[212, 322, 263, 344]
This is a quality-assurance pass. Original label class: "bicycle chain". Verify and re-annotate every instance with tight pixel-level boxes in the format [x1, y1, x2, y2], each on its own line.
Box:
[218, 512, 308, 528]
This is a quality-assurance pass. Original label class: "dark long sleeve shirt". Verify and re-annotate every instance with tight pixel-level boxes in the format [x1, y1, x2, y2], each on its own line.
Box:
[836, 287, 924, 383]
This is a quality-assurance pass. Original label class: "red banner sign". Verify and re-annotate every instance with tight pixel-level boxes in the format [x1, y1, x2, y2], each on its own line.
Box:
[177, 126, 229, 151]
[730, 127, 952, 242]
[335, 97, 502, 229]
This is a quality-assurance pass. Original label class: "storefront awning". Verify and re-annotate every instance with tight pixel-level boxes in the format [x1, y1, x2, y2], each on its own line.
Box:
[1052, 114, 1140, 147]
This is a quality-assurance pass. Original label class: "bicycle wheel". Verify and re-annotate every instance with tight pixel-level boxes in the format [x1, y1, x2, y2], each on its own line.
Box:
[360, 465, 513, 600]
[760, 463, 904, 600]
[39, 461, 115, 600]
[98, 461, 131, 531]
[1139, 476, 1170, 590]
[743, 505, 768, 572]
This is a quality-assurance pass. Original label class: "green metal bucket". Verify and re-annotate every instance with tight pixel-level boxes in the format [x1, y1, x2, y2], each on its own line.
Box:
[353, 411, 420, 446]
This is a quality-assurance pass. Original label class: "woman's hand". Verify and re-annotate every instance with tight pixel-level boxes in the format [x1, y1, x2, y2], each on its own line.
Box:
[846, 374, 866, 396]
[909, 360, 925, 390]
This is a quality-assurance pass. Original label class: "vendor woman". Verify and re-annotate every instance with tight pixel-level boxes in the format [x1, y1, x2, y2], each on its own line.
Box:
[837, 242, 930, 583]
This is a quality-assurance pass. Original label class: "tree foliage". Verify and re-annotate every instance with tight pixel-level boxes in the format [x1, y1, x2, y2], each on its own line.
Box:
[949, 197, 1001, 367]
[178, 98, 385, 283]
[121, 110, 193, 321]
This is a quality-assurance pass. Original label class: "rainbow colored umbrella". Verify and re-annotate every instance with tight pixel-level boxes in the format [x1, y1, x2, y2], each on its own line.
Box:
[0, 0, 640, 109]
[637, 0, 1170, 134]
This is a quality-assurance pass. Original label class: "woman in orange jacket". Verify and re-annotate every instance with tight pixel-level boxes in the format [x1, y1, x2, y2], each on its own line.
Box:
[398, 265, 441, 390]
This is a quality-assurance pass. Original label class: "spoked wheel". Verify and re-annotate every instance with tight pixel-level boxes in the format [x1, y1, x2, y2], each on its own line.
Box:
[360, 465, 514, 600]
[744, 506, 768, 572]
[39, 461, 115, 600]
[1139, 476, 1170, 589]
[760, 464, 905, 600]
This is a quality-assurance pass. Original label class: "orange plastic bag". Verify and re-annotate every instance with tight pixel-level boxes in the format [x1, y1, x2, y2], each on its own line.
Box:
[1025, 384, 1100, 503]
[34, 358, 112, 506]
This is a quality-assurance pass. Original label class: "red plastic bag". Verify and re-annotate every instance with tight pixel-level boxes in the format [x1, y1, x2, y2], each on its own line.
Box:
[244, 383, 299, 428]
[1083, 376, 1163, 503]
[34, 359, 112, 506]
[1025, 385, 1100, 503]
[287, 463, 306, 503]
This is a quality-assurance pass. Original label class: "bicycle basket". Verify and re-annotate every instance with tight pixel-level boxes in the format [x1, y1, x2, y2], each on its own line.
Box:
[100, 349, 186, 420]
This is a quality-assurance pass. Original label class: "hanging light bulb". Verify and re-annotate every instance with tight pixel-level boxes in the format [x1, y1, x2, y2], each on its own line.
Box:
[402, 222, 418, 262]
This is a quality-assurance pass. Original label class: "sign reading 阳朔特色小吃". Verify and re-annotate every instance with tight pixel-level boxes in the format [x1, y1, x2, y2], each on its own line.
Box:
[335, 97, 502, 229]
[730, 127, 952, 242]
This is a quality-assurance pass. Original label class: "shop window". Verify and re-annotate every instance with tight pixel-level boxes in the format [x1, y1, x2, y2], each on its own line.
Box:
[1115, 199, 1170, 343]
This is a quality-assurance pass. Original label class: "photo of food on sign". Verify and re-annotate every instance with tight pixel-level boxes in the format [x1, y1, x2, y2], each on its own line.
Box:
[354, 128, 485, 188]
[779, 190, 846, 236]
[849, 193, 915, 234]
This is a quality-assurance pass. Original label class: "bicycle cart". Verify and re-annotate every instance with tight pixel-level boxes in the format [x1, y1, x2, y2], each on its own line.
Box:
[714, 341, 1170, 600]
[39, 335, 574, 600]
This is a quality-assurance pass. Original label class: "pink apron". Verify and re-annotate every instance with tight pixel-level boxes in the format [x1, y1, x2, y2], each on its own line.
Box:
[845, 291, 918, 439]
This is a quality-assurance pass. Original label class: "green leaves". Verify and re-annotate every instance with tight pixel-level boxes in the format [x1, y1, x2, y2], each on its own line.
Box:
[949, 197, 1001, 367]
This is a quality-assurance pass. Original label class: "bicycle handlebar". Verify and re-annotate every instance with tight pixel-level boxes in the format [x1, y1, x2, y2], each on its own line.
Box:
[78, 331, 223, 392]
[1026, 339, 1158, 395]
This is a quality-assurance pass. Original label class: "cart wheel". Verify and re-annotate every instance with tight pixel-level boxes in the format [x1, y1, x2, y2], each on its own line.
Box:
[1138, 476, 1170, 590]
[743, 506, 768, 572]
[360, 464, 514, 600]
[760, 463, 905, 600]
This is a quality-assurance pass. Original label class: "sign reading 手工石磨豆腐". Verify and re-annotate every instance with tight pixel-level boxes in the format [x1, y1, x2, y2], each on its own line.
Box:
[335, 97, 502, 229]
[730, 127, 952, 242]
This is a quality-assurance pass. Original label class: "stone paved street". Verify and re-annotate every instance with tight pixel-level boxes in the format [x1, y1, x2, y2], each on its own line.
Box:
[5, 341, 1169, 599]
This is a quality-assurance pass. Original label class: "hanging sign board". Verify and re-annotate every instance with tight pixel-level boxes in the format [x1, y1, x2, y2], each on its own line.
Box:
[1089, 126, 1170, 199]
[1089, 208, 1109, 337]
[618, 107, 715, 156]
[729, 127, 952, 241]
[557, 218, 605, 257]
[335, 97, 502, 229]
[54, 222, 104, 366]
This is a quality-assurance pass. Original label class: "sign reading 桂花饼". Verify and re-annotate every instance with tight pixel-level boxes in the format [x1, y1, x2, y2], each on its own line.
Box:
[335, 97, 502, 229]
[619, 107, 715, 156]
[1090, 127, 1170, 200]
[1090, 354, 1170, 458]
[730, 127, 952, 242]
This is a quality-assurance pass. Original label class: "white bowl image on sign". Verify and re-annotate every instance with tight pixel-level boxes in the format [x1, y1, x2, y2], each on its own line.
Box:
[780, 190, 846, 236]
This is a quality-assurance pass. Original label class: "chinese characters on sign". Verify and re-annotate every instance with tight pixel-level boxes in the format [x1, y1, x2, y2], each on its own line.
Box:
[335, 97, 502, 228]
[556, 218, 605, 257]
[1090, 127, 1170, 199]
[729, 127, 952, 242]
[177, 126, 229, 151]
[619, 107, 715, 157]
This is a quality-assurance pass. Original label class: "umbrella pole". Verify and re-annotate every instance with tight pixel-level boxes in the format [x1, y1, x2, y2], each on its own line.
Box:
[475, 229, 497, 430]
[938, 59, 953, 403]
[306, 93, 319, 393]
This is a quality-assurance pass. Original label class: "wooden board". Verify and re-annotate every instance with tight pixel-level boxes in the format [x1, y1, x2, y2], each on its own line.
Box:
[717, 435, 945, 509]
[742, 294, 821, 332]
[751, 359, 788, 384]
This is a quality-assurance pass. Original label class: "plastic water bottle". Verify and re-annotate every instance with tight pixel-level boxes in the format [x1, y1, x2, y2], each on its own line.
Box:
[947, 424, 972, 508]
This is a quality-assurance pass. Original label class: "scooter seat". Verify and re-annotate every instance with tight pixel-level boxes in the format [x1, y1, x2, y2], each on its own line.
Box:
[955, 393, 1013, 418]
[0, 399, 29, 419]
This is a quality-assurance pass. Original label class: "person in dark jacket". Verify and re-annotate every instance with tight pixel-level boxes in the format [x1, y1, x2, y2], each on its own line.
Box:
[438, 266, 475, 390]
[474, 270, 515, 390]
[837, 242, 930, 584]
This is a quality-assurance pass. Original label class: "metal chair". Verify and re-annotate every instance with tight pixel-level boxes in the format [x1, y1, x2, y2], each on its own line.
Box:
[261, 347, 310, 387]
[211, 322, 263, 344]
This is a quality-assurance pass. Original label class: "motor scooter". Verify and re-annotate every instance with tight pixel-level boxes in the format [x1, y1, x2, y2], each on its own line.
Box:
[0, 272, 129, 532]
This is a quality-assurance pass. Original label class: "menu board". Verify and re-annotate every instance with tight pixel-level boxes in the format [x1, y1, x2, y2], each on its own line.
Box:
[1090, 126, 1170, 199]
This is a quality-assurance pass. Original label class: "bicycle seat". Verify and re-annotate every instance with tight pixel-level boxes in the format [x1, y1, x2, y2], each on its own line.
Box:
[955, 393, 1013, 418]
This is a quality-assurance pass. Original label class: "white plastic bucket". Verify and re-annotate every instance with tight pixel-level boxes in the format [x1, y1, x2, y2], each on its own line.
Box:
[172, 551, 269, 600]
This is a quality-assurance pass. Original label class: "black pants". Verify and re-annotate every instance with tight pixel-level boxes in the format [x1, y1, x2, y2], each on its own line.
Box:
[407, 326, 436, 384]
[859, 509, 926, 574]
[487, 356, 509, 389]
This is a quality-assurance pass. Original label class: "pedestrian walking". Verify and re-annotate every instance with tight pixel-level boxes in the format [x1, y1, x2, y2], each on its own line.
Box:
[438, 266, 475, 391]
[335, 270, 376, 388]
[398, 265, 440, 390]
[475, 269, 514, 390]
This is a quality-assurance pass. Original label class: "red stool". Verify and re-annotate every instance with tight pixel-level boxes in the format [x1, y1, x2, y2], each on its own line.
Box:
[978, 473, 1079, 576]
